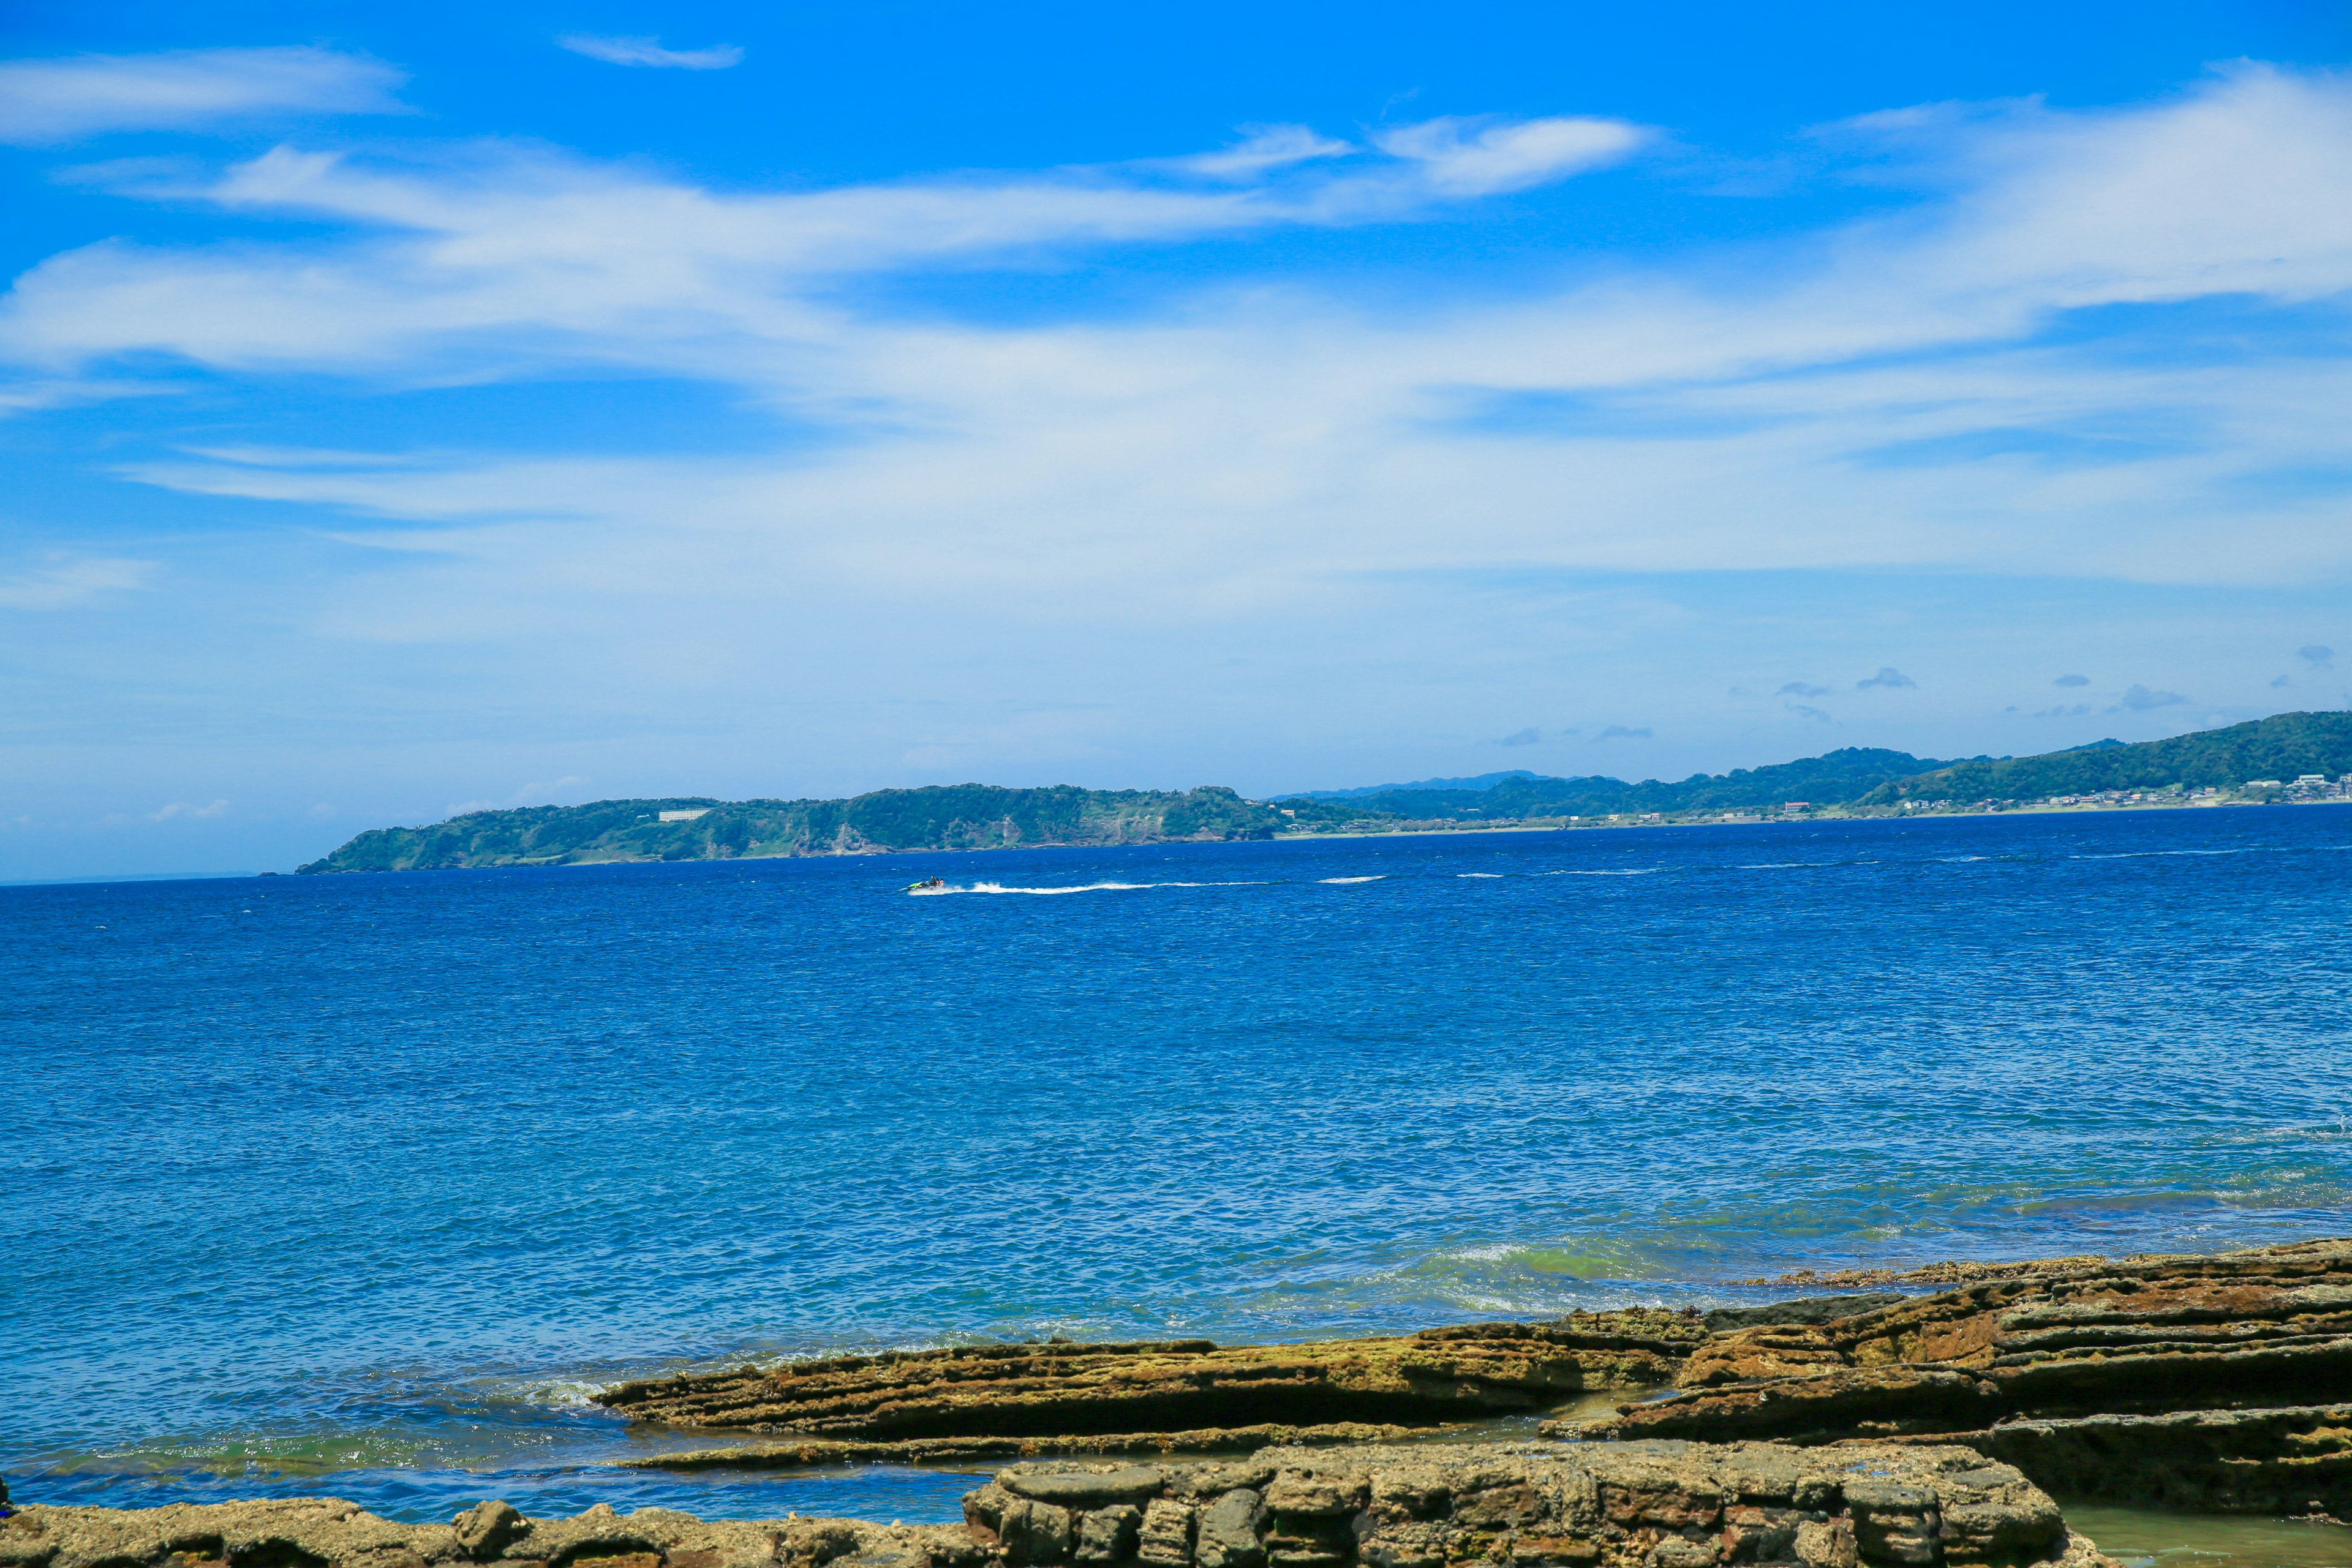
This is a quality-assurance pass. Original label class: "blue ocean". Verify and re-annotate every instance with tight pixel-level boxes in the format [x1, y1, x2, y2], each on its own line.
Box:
[8, 807, 2352, 1532]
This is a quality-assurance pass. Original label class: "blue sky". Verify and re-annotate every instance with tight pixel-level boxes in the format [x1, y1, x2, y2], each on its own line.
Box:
[4, 1, 2351, 877]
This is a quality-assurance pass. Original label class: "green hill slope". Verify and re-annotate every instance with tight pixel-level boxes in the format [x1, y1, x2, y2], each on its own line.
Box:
[300, 712, 2351, 874]
[1859, 710, 2352, 805]
[299, 785, 1280, 873]
[1311, 747, 1953, 821]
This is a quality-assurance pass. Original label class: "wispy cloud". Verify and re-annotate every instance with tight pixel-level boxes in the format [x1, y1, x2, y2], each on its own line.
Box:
[2300, 643, 2335, 669]
[1855, 667, 1917, 689]
[1177, 124, 1354, 179]
[1595, 725, 1653, 741]
[13, 69, 2348, 607]
[0, 554, 158, 609]
[2053, 673, 2089, 686]
[2116, 683, 2188, 710]
[2, 63, 2349, 821]
[0, 47, 405, 144]
[1777, 681, 1829, 697]
[556, 35, 745, 70]
[1490, 727, 1541, 746]
[1371, 115, 1649, 195]
[148, 799, 228, 821]
[450, 775, 590, 815]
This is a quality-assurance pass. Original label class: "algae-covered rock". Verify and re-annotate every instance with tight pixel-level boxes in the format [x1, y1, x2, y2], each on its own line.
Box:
[0, 1441, 2108, 1568]
[1570, 1237, 2352, 1514]
[597, 1318, 1707, 1441]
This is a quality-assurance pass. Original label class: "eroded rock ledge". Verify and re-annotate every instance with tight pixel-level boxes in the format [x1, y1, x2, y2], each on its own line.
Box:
[0, 1443, 2109, 1568]
[1561, 1239, 2352, 1514]
[595, 1320, 1708, 1444]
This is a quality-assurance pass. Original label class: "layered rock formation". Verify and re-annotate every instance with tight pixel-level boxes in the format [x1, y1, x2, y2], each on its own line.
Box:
[964, 1443, 2100, 1568]
[629, 1425, 1425, 1474]
[1566, 1240, 2352, 1513]
[597, 1319, 1707, 1444]
[0, 1442, 2111, 1568]
[1876, 1404, 2352, 1518]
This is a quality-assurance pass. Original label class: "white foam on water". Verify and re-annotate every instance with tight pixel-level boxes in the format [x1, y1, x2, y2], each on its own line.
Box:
[2070, 847, 2269, 860]
[931, 881, 1152, 895]
[910, 880, 1272, 896]
[1317, 875, 1386, 884]
[1547, 868, 1660, 876]
[1457, 872, 1504, 878]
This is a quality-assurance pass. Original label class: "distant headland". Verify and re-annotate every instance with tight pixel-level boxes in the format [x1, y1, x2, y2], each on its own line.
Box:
[296, 710, 2352, 873]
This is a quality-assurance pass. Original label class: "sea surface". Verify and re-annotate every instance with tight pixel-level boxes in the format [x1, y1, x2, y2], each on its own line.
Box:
[7, 806, 2352, 1544]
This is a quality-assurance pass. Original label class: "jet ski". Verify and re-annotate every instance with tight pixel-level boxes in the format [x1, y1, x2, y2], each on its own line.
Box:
[903, 876, 948, 892]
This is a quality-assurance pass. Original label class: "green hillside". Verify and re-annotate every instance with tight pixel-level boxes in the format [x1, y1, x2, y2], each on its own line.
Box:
[1858, 710, 2352, 805]
[300, 711, 2352, 874]
[1297, 747, 1954, 821]
[299, 785, 1280, 873]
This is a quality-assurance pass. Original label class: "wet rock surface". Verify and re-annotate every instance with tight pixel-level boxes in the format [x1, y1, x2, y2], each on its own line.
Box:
[1871, 1403, 2352, 1518]
[1581, 1240, 2352, 1441]
[1559, 1240, 2352, 1512]
[624, 1425, 1428, 1474]
[0, 1443, 2111, 1568]
[596, 1319, 1708, 1441]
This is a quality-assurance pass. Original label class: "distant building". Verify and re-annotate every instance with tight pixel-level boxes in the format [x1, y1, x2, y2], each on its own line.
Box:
[658, 808, 711, 822]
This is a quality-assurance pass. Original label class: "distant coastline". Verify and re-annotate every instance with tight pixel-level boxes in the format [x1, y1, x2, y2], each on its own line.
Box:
[298, 709, 2352, 873]
[1271, 789, 2352, 843]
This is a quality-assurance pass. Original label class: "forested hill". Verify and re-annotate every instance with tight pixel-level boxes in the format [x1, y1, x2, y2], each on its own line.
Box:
[1286, 747, 1956, 821]
[298, 785, 1283, 872]
[1856, 710, 2352, 805]
[298, 712, 2352, 873]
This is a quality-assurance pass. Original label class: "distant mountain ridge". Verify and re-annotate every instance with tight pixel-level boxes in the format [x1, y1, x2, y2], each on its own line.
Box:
[1283, 769, 1542, 800]
[298, 712, 2352, 872]
[1306, 746, 1962, 822]
[1854, 710, 2352, 805]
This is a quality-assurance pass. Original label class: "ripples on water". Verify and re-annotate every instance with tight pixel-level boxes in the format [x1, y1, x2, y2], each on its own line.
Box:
[7, 807, 2350, 1524]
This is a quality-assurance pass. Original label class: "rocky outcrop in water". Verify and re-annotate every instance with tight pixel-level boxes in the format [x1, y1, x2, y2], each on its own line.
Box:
[1564, 1240, 2352, 1512]
[596, 1319, 1708, 1443]
[0, 1442, 2109, 1568]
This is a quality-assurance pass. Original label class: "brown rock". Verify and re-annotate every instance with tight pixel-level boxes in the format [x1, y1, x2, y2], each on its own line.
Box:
[1586, 1238, 2352, 1469]
[1, 1441, 2097, 1568]
[1879, 1402, 2352, 1519]
[595, 1317, 1705, 1441]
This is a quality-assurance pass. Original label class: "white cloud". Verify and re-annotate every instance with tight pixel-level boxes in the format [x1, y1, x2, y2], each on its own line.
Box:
[450, 776, 591, 815]
[148, 799, 229, 821]
[1373, 115, 1649, 195]
[1177, 124, 1355, 179]
[2, 63, 2351, 794]
[557, 35, 745, 70]
[0, 554, 159, 609]
[0, 47, 406, 144]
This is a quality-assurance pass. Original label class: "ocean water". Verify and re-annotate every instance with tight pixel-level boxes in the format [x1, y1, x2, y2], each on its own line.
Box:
[7, 806, 2352, 1529]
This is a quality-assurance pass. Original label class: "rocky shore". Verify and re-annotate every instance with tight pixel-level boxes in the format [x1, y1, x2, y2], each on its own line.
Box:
[18, 1238, 2350, 1568]
[0, 1442, 2110, 1568]
[595, 1319, 1707, 1446]
[1566, 1237, 2352, 1515]
[597, 1238, 2352, 1518]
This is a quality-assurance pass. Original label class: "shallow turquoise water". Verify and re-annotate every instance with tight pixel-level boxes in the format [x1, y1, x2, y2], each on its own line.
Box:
[6, 806, 2351, 1526]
